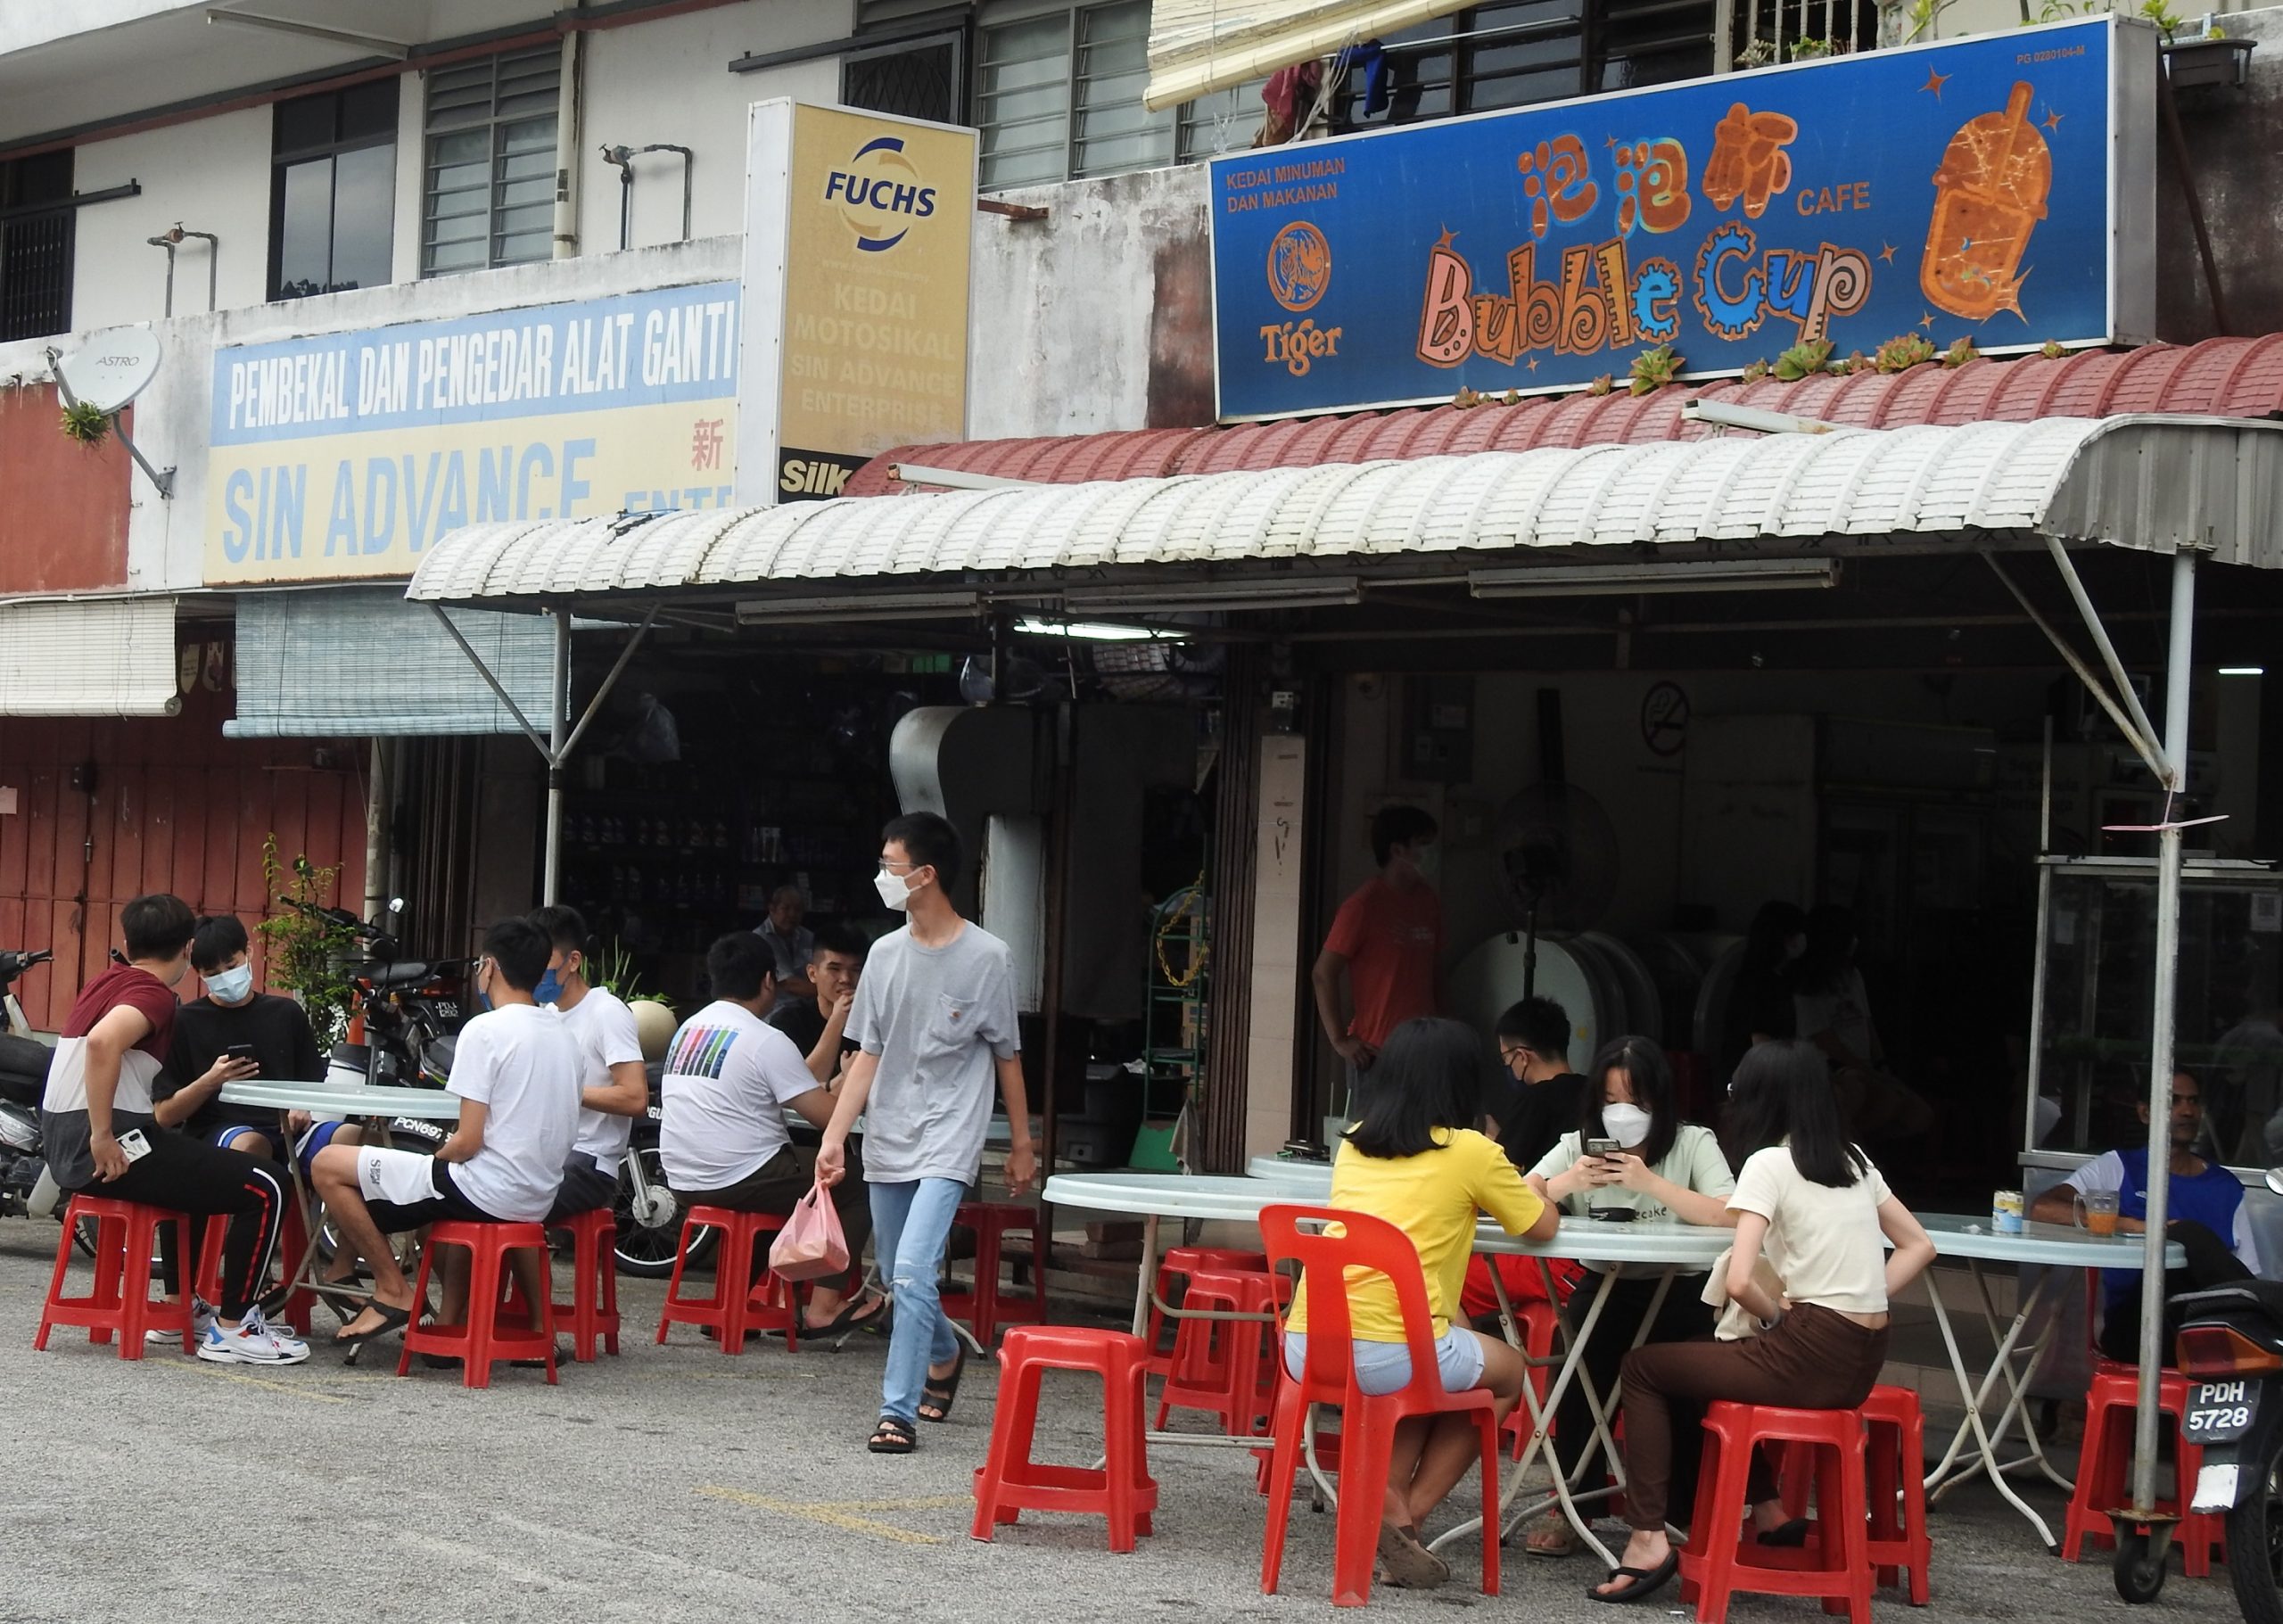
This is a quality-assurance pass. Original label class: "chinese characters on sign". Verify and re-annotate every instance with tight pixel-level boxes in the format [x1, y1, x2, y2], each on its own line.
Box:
[1208, 18, 2153, 416]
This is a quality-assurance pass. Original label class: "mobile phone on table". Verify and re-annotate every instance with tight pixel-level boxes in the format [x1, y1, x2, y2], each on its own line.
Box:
[223, 1043, 257, 1063]
[117, 1128, 152, 1162]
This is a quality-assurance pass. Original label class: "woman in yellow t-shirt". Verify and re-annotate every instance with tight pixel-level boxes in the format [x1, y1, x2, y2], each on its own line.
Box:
[1282, 1017, 1559, 1588]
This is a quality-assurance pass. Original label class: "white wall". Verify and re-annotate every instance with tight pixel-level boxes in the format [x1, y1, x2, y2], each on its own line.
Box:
[71, 109, 276, 331]
[580, 0, 848, 255]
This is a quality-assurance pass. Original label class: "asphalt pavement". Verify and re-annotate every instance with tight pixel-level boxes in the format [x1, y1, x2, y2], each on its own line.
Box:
[0, 1216, 2242, 1624]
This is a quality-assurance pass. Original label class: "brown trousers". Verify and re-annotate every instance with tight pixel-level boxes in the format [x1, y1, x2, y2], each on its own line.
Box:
[1618, 1302, 1891, 1531]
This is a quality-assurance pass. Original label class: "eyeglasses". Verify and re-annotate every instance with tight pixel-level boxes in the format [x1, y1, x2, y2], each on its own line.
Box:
[878, 860, 919, 874]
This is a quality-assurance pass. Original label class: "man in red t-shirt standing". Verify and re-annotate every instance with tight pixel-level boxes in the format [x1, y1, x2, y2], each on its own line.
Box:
[1312, 805, 1444, 1099]
[40, 894, 303, 1366]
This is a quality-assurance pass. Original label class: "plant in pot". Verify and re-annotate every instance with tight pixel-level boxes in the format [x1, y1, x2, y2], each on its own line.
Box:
[255, 835, 359, 1051]
[595, 939, 677, 1060]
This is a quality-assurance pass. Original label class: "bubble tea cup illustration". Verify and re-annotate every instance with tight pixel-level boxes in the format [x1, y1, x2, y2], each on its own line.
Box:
[1922, 80, 2051, 321]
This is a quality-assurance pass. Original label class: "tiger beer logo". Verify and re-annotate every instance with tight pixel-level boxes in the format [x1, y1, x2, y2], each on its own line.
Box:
[823, 135, 938, 253]
[1267, 221, 1331, 312]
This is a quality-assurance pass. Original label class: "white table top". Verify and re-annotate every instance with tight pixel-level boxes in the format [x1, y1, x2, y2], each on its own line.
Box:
[1246, 1155, 1334, 1190]
[1916, 1211, 2185, 1268]
[220, 1080, 464, 1119]
[1043, 1171, 1733, 1265]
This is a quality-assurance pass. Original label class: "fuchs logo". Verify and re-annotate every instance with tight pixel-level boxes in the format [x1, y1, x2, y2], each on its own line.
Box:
[823, 135, 937, 253]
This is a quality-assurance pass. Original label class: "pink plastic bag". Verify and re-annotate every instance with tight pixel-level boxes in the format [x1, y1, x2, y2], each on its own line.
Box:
[769, 1177, 850, 1282]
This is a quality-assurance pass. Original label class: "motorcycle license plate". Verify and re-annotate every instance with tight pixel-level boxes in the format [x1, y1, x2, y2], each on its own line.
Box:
[2194, 1462, 2241, 1514]
[2185, 1379, 2259, 1444]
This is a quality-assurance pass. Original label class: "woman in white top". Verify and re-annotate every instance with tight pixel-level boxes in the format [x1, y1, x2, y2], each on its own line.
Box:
[1587, 1040, 1936, 1604]
[1521, 1035, 1737, 1558]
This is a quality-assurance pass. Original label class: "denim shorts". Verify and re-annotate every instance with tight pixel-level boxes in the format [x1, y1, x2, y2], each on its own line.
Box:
[1283, 1325, 1487, 1396]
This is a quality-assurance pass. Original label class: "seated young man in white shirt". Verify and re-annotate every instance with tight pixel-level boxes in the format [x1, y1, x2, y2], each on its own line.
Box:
[315, 917, 581, 1348]
[662, 931, 883, 1338]
[529, 904, 648, 1223]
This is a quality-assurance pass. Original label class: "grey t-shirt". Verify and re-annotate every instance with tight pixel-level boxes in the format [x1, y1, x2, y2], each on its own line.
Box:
[848, 920, 1021, 1184]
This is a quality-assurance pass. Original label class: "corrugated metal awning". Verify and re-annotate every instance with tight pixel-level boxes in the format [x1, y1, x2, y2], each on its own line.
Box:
[404, 416, 2283, 612]
[224, 587, 556, 738]
[1144, 0, 1471, 109]
[0, 598, 180, 717]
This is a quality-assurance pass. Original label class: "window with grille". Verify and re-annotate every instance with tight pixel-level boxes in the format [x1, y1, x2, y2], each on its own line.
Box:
[423, 43, 560, 276]
[0, 151, 73, 342]
[271, 80, 397, 301]
[845, 30, 966, 125]
[976, 2, 1173, 191]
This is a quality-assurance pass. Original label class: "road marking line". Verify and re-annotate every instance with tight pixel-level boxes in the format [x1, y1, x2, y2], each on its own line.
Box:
[695, 1486, 965, 1545]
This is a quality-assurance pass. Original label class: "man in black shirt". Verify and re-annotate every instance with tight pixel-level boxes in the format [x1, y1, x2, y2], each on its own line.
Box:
[1485, 995, 1587, 1168]
[767, 927, 866, 1088]
[159, 915, 325, 1163]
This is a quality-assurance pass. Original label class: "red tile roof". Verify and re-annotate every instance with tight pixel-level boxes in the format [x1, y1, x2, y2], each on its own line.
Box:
[845, 335, 2283, 497]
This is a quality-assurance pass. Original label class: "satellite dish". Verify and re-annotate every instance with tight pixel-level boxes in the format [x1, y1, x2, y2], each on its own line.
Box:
[58, 329, 161, 414]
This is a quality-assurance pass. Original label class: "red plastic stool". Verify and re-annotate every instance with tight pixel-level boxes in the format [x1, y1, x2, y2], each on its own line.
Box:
[36, 1195, 197, 1359]
[396, 1221, 559, 1388]
[2062, 1364, 2224, 1577]
[943, 1201, 1046, 1347]
[655, 1205, 800, 1354]
[1147, 1245, 1269, 1373]
[1679, 1402, 1873, 1624]
[1778, 1385, 1932, 1603]
[549, 1207, 621, 1362]
[972, 1325, 1158, 1552]
[1156, 1267, 1287, 1437]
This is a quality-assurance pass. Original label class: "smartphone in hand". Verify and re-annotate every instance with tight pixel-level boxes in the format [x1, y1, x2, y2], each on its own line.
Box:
[222, 1043, 257, 1064]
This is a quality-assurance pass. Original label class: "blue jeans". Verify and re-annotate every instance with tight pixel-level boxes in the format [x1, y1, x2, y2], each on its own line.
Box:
[870, 1177, 966, 1426]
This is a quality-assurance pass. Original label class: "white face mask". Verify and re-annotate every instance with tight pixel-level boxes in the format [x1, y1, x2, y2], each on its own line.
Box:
[206, 963, 255, 1005]
[1600, 1102, 1652, 1149]
[874, 868, 914, 912]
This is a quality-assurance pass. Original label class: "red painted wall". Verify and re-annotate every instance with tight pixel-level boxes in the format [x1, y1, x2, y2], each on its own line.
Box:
[0, 385, 129, 593]
[0, 682, 366, 1031]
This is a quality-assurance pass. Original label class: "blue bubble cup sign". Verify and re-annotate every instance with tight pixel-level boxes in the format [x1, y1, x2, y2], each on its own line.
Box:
[1207, 17, 2156, 420]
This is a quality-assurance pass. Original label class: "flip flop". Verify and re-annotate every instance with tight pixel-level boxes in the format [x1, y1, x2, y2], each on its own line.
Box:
[868, 1415, 917, 1455]
[330, 1301, 410, 1348]
[918, 1345, 967, 1422]
[1757, 1518, 1812, 1548]
[1589, 1551, 1681, 1603]
[1376, 1523, 1450, 1589]
[802, 1294, 887, 1339]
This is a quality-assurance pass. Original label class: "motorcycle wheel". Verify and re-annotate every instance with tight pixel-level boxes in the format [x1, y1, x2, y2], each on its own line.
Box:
[2113, 1529, 2168, 1604]
[2229, 1427, 2283, 1624]
[614, 1146, 701, 1277]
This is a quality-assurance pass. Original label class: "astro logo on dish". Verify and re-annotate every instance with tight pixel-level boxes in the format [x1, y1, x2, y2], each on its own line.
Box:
[823, 136, 937, 252]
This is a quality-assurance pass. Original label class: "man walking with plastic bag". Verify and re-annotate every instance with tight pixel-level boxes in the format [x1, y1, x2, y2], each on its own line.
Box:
[819, 812, 1035, 1455]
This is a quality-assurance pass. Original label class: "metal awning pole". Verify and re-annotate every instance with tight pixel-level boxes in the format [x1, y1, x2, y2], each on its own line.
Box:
[2024, 716, 2053, 1141]
[544, 606, 570, 906]
[2132, 548, 2198, 1516]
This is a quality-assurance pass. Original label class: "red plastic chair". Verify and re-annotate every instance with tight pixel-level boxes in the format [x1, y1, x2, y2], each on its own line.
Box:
[36, 1195, 197, 1359]
[2062, 1364, 2225, 1577]
[1777, 1384, 1933, 1603]
[1257, 1203, 1502, 1609]
[655, 1206, 801, 1354]
[1679, 1401, 1873, 1624]
[1499, 1298, 1560, 1461]
[549, 1206, 621, 1362]
[397, 1220, 559, 1388]
[971, 1325, 1159, 1552]
[1147, 1244, 1269, 1373]
[1157, 1267, 1289, 1437]
[942, 1201, 1046, 1348]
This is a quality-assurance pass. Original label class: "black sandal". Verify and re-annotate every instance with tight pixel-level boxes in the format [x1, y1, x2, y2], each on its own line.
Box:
[1588, 1550, 1681, 1604]
[918, 1345, 967, 1422]
[1757, 1518, 1812, 1548]
[804, 1294, 887, 1339]
[331, 1300, 410, 1348]
[868, 1415, 917, 1454]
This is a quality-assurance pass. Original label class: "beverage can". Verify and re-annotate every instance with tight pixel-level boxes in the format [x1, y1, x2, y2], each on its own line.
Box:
[1992, 1190, 2025, 1235]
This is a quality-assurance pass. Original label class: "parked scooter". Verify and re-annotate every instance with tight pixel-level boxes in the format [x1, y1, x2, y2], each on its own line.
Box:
[2167, 1173, 2283, 1620]
[278, 895, 468, 1091]
[0, 948, 62, 1225]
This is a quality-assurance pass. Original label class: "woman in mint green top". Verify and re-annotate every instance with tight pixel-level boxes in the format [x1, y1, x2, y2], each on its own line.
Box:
[1516, 1035, 1739, 1555]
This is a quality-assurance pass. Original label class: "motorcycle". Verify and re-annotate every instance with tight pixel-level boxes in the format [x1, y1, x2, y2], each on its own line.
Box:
[2167, 1176, 2283, 1621]
[0, 948, 64, 1227]
[278, 894, 468, 1093]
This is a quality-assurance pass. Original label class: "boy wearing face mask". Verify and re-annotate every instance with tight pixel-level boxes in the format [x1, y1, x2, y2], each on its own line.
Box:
[159, 914, 325, 1164]
[1519, 1035, 1738, 1557]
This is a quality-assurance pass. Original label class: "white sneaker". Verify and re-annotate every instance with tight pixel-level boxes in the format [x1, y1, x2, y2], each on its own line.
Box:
[248, 1307, 309, 1363]
[147, 1295, 217, 1348]
[194, 1310, 304, 1366]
